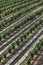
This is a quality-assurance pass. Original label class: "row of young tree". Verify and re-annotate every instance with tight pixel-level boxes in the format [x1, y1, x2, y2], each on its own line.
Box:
[0, 1, 43, 28]
[0, 0, 38, 13]
[0, 19, 43, 62]
[0, 8, 43, 41]
[22, 38, 43, 65]
[0, 0, 40, 18]
[0, 0, 28, 8]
